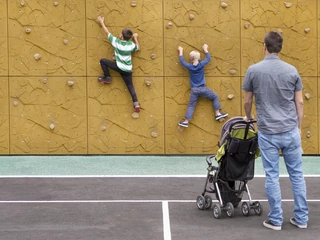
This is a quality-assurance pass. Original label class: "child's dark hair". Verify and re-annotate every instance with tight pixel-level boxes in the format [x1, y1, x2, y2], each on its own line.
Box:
[122, 28, 133, 41]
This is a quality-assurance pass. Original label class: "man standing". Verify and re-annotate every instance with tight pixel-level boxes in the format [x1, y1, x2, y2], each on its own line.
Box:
[242, 31, 308, 231]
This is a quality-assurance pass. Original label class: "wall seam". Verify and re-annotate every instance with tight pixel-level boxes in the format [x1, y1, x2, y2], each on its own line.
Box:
[85, 2, 89, 154]
[7, 0, 10, 154]
[162, 0, 166, 154]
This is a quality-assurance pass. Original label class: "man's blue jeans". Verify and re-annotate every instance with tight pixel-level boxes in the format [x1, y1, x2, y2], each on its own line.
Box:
[258, 127, 308, 226]
[185, 86, 220, 120]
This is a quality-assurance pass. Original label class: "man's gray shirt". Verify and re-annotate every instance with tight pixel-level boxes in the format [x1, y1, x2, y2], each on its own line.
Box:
[242, 55, 303, 134]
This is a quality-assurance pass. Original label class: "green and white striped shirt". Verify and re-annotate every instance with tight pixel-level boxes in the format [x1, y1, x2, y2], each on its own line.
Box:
[108, 33, 138, 72]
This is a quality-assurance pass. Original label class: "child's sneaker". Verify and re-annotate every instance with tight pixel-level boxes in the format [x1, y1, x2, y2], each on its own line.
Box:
[134, 105, 140, 113]
[178, 122, 188, 128]
[215, 112, 228, 120]
[290, 217, 307, 229]
[98, 76, 112, 84]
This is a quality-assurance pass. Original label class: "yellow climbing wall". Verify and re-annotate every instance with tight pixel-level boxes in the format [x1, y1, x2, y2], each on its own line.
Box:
[0, 0, 319, 154]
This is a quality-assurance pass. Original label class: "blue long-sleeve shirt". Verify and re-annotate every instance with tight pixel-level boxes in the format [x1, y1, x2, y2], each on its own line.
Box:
[179, 52, 211, 87]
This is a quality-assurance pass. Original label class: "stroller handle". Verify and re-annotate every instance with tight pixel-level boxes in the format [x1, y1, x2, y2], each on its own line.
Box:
[228, 119, 257, 140]
[205, 154, 216, 166]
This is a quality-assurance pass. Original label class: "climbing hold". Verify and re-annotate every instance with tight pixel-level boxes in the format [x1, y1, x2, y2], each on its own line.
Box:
[166, 22, 173, 29]
[306, 131, 311, 138]
[145, 81, 151, 86]
[277, 28, 283, 34]
[63, 39, 68, 45]
[50, 124, 55, 130]
[305, 93, 310, 100]
[189, 14, 195, 20]
[67, 81, 74, 86]
[151, 132, 158, 138]
[284, 2, 292, 8]
[25, 28, 31, 34]
[131, 1, 137, 7]
[304, 28, 310, 33]
[227, 94, 234, 100]
[53, 1, 59, 6]
[101, 126, 106, 131]
[229, 69, 237, 75]
[34, 53, 41, 61]
[43, 78, 47, 84]
[132, 112, 139, 119]
[13, 100, 19, 106]
[112, 53, 116, 60]
[20, 0, 25, 6]
[150, 54, 156, 60]
[221, 2, 228, 8]
[244, 22, 250, 29]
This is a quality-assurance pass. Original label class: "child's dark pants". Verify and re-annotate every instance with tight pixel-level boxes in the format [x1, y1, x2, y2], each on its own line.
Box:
[100, 58, 138, 103]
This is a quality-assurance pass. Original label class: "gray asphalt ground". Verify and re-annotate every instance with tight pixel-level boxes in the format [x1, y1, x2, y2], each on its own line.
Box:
[0, 177, 318, 240]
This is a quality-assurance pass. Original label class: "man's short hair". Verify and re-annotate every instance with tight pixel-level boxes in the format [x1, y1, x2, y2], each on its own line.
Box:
[190, 50, 200, 61]
[122, 28, 133, 41]
[264, 31, 283, 53]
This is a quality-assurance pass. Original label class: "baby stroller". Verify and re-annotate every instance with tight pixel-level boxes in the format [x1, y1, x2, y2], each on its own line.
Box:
[196, 116, 263, 219]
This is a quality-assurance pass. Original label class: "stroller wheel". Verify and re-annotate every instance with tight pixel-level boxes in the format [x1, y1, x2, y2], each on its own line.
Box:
[225, 202, 235, 218]
[204, 195, 212, 209]
[241, 202, 250, 216]
[212, 203, 222, 219]
[196, 195, 205, 210]
[253, 201, 263, 216]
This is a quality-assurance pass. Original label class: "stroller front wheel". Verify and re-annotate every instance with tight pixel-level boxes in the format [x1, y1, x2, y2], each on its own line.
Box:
[196, 195, 205, 210]
[241, 202, 251, 216]
[253, 201, 263, 215]
[204, 195, 212, 209]
[225, 202, 235, 218]
[212, 203, 222, 219]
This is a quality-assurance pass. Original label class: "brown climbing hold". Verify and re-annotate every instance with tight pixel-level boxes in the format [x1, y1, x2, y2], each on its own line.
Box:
[63, 39, 68, 45]
[21, 0, 25, 6]
[43, 78, 47, 84]
[189, 14, 194, 20]
[244, 22, 250, 29]
[145, 81, 151, 86]
[34, 53, 41, 61]
[150, 54, 156, 60]
[53, 1, 59, 6]
[306, 131, 311, 138]
[50, 124, 55, 130]
[132, 112, 139, 119]
[101, 126, 106, 131]
[151, 132, 158, 138]
[304, 28, 310, 33]
[284, 2, 292, 8]
[227, 94, 234, 100]
[25, 28, 31, 34]
[13, 100, 19, 106]
[229, 69, 237, 75]
[67, 81, 74, 86]
[221, 2, 228, 8]
[305, 93, 310, 100]
[166, 22, 173, 29]
[131, 1, 137, 7]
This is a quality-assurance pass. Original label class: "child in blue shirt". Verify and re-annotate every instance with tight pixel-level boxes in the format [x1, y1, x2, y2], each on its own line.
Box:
[178, 44, 228, 127]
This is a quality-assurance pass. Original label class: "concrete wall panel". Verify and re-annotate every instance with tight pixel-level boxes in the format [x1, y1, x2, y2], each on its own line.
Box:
[8, 0, 86, 76]
[86, 0, 163, 77]
[165, 76, 241, 154]
[0, 0, 8, 75]
[0, 77, 9, 154]
[302, 77, 318, 154]
[88, 76, 164, 154]
[10, 77, 87, 154]
[241, 0, 317, 76]
[164, 0, 240, 77]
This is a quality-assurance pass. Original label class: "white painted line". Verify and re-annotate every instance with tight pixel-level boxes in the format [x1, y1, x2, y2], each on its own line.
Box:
[0, 174, 319, 178]
[0, 199, 319, 203]
[162, 201, 171, 240]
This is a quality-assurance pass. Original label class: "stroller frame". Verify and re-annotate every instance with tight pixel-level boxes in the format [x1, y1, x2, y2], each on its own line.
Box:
[196, 119, 263, 219]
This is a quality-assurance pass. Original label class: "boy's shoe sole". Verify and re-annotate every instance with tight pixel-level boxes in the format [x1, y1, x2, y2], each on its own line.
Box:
[290, 217, 307, 229]
[178, 122, 188, 128]
[263, 220, 281, 231]
[215, 113, 228, 120]
[98, 76, 112, 84]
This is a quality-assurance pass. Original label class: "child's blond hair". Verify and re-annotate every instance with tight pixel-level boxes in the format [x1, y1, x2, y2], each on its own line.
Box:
[189, 50, 200, 61]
